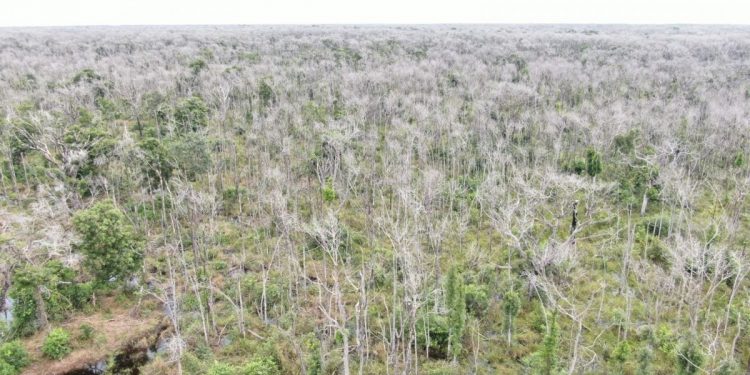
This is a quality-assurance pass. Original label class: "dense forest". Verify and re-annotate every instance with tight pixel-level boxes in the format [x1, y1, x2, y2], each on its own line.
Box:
[0, 25, 749, 374]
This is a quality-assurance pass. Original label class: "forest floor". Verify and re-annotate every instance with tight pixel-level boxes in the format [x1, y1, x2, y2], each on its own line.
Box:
[20, 297, 165, 375]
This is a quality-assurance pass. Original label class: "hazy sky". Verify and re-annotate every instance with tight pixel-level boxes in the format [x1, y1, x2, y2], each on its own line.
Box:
[1, 0, 749, 27]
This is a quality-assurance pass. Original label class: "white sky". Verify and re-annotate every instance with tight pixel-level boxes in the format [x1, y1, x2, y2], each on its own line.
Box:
[1, 0, 749, 27]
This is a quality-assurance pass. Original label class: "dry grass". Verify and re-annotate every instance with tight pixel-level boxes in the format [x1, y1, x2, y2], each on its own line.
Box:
[21, 297, 165, 375]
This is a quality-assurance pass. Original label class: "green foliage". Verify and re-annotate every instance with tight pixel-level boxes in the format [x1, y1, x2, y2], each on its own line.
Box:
[222, 187, 249, 216]
[239, 51, 261, 63]
[0, 341, 28, 371]
[445, 267, 466, 360]
[717, 359, 741, 375]
[420, 361, 461, 375]
[332, 95, 346, 120]
[636, 346, 653, 375]
[585, 148, 602, 177]
[508, 54, 529, 82]
[0, 360, 18, 375]
[174, 96, 209, 132]
[42, 328, 71, 360]
[464, 283, 489, 317]
[503, 289, 521, 344]
[676, 338, 704, 375]
[73, 201, 143, 284]
[72, 68, 101, 84]
[613, 130, 638, 155]
[239, 356, 280, 375]
[9, 261, 90, 336]
[302, 334, 321, 375]
[139, 137, 173, 187]
[417, 313, 450, 358]
[208, 361, 236, 375]
[616, 161, 659, 207]
[733, 152, 745, 168]
[258, 80, 275, 108]
[540, 311, 559, 375]
[611, 340, 632, 363]
[78, 324, 95, 341]
[302, 101, 327, 124]
[62, 120, 116, 194]
[168, 133, 211, 180]
[95, 97, 121, 120]
[565, 157, 586, 175]
[655, 324, 676, 355]
[189, 59, 207, 75]
[322, 178, 337, 202]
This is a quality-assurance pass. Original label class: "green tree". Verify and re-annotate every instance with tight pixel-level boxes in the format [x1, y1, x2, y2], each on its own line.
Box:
[62, 121, 115, 181]
[716, 359, 741, 375]
[73, 201, 142, 284]
[258, 80, 275, 108]
[540, 311, 559, 375]
[189, 59, 207, 75]
[9, 261, 90, 336]
[445, 267, 466, 362]
[168, 133, 210, 180]
[139, 137, 173, 188]
[636, 346, 653, 375]
[503, 289, 521, 345]
[586, 148, 602, 178]
[676, 338, 704, 375]
[303, 334, 322, 375]
[174, 96, 209, 132]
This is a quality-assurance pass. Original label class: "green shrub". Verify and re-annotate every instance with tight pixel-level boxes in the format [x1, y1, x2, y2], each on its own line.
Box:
[572, 158, 586, 175]
[717, 359, 741, 375]
[302, 334, 321, 375]
[72, 68, 101, 84]
[181, 352, 207, 375]
[78, 324, 95, 341]
[676, 338, 704, 375]
[636, 346, 653, 375]
[612, 341, 632, 364]
[416, 313, 450, 359]
[322, 179, 337, 202]
[0, 360, 18, 375]
[208, 361, 236, 375]
[0, 341, 28, 371]
[464, 283, 489, 317]
[655, 324, 676, 355]
[240, 356, 280, 375]
[42, 328, 72, 360]
[420, 360, 460, 375]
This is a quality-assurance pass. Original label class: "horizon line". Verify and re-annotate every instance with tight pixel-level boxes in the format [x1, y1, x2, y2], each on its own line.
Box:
[2, 22, 750, 29]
